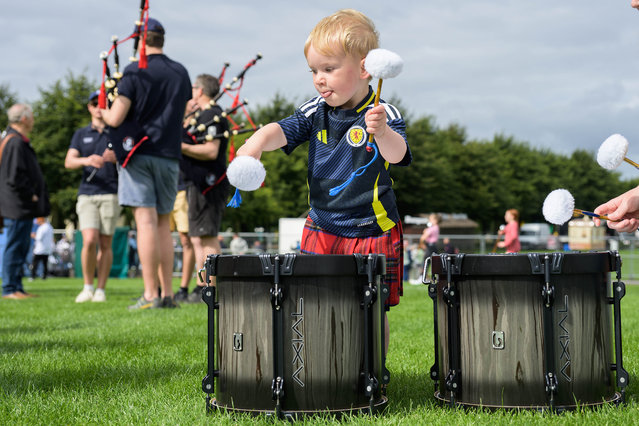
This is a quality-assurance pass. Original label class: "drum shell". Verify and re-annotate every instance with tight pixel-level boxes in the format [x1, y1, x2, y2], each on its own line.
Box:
[432, 252, 615, 408]
[213, 254, 386, 413]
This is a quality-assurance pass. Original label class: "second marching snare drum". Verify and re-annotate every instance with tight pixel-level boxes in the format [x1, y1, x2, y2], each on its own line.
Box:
[426, 251, 628, 410]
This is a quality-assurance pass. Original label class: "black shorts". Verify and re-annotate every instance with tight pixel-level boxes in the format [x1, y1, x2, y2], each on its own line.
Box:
[186, 182, 227, 237]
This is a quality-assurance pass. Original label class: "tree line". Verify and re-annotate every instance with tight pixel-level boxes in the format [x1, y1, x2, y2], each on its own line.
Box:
[1, 74, 636, 233]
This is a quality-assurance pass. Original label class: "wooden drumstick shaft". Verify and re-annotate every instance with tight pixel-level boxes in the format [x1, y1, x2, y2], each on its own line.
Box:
[624, 157, 639, 170]
[367, 79, 384, 144]
[573, 209, 616, 221]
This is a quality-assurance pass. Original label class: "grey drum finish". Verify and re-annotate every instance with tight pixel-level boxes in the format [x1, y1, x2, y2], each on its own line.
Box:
[428, 252, 628, 409]
[202, 254, 389, 418]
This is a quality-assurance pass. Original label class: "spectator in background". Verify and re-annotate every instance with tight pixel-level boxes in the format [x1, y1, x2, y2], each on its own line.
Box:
[252, 240, 264, 253]
[30, 217, 54, 280]
[442, 237, 458, 254]
[217, 235, 227, 251]
[419, 213, 441, 262]
[55, 234, 72, 263]
[0, 104, 50, 299]
[497, 208, 521, 253]
[403, 239, 412, 283]
[65, 90, 121, 303]
[229, 232, 248, 255]
[128, 231, 139, 273]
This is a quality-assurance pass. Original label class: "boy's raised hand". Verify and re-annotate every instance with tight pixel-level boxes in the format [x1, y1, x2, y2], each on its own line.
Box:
[365, 105, 388, 138]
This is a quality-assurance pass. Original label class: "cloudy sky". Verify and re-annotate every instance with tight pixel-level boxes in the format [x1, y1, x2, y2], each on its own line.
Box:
[2, 1, 639, 179]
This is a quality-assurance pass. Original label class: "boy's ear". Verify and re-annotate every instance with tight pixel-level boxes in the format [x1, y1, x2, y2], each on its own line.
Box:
[360, 57, 370, 79]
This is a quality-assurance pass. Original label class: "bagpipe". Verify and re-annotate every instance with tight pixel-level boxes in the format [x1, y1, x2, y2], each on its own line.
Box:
[97, 0, 153, 166]
[180, 56, 264, 196]
[98, 0, 150, 109]
[183, 54, 264, 163]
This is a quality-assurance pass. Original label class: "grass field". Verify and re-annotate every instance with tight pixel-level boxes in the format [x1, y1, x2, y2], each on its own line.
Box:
[0, 274, 637, 425]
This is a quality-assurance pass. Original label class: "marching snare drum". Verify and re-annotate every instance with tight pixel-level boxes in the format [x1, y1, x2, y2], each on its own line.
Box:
[427, 251, 628, 410]
[201, 253, 390, 419]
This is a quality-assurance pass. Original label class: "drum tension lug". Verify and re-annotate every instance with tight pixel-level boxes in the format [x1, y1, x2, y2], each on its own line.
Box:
[541, 282, 554, 307]
[443, 285, 458, 305]
[271, 376, 285, 418]
[362, 285, 378, 308]
[364, 374, 379, 397]
[545, 372, 558, 406]
[445, 369, 460, 402]
[270, 286, 283, 310]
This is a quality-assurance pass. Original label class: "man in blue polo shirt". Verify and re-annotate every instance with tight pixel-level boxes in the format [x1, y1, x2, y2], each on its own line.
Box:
[65, 90, 120, 303]
[101, 17, 191, 310]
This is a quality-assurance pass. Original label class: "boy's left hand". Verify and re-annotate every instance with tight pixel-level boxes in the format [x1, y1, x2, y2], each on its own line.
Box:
[365, 105, 387, 138]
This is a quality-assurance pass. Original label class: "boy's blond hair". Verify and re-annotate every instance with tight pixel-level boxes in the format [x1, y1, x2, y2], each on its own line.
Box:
[304, 9, 379, 59]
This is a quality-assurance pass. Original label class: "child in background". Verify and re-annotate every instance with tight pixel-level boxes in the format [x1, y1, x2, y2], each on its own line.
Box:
[31, 217, 54, 280]
[497, 209, 521, 253]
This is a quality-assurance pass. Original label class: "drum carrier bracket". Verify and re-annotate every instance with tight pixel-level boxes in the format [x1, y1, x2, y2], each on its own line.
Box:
[436, 254, 465, 406]
[355, 253, 389, 413]
[528, 253, 564, 410]
[609, 251, 629, 401]
[201, 254, 221, 414]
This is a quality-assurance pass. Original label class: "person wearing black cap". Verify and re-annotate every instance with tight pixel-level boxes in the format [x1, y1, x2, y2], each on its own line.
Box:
[64, 90, 120, 303]
[100, 17, 191, 310]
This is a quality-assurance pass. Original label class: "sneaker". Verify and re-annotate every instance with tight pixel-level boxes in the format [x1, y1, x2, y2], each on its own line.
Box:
[174, 288, 189, 303]
[186, 287, 204, 304]
[92, 291, 106, 303]
[75, 288, 94, 303]
[128, 296, 162, 310]
[161, 296, 180, 309]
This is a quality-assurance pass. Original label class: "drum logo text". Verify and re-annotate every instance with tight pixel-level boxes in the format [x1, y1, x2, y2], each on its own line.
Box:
[291, 297, 305, 387]
[558, 294, 571, 382]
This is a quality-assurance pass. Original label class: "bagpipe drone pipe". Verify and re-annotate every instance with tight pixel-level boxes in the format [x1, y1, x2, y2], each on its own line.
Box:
[97, 0, 151, 166]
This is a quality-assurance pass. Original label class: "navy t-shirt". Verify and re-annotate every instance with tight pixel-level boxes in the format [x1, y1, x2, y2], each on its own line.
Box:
[116, 54, 191, 159]
[278, 86, 411, 238]
[69, 124, 118, 195]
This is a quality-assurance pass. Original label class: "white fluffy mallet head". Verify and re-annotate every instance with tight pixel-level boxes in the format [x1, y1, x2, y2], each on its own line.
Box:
[364, 49, 403, 79]
[543, 189, 575, 225]
[226, 156, 266, 191]
[597, 134, 628, 170]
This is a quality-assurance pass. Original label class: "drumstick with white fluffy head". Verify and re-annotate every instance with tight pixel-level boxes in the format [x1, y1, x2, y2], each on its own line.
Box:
[329, 49, 403, 197]
[225, 155, 266, 208]
[597, 134, 639, 171]
[542, 188, 614, 225]
[364, 48, 403, 144]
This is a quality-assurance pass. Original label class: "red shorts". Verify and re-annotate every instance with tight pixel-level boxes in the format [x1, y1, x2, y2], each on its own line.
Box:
[300, 216, 403, 307]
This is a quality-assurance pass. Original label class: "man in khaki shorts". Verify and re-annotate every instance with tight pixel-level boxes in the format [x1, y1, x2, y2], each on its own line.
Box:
[169, 181, 195, 302]
[65, 90, 121, 303]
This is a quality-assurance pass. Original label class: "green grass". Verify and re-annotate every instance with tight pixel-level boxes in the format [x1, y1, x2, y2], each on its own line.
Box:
[0, 276, 637, 425]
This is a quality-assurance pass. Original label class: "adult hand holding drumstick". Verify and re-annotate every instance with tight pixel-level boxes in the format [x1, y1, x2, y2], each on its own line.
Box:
[593, 186, 639, 233]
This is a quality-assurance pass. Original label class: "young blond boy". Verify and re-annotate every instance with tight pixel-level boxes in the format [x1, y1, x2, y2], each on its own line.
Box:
[237, 9, 411, 350]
